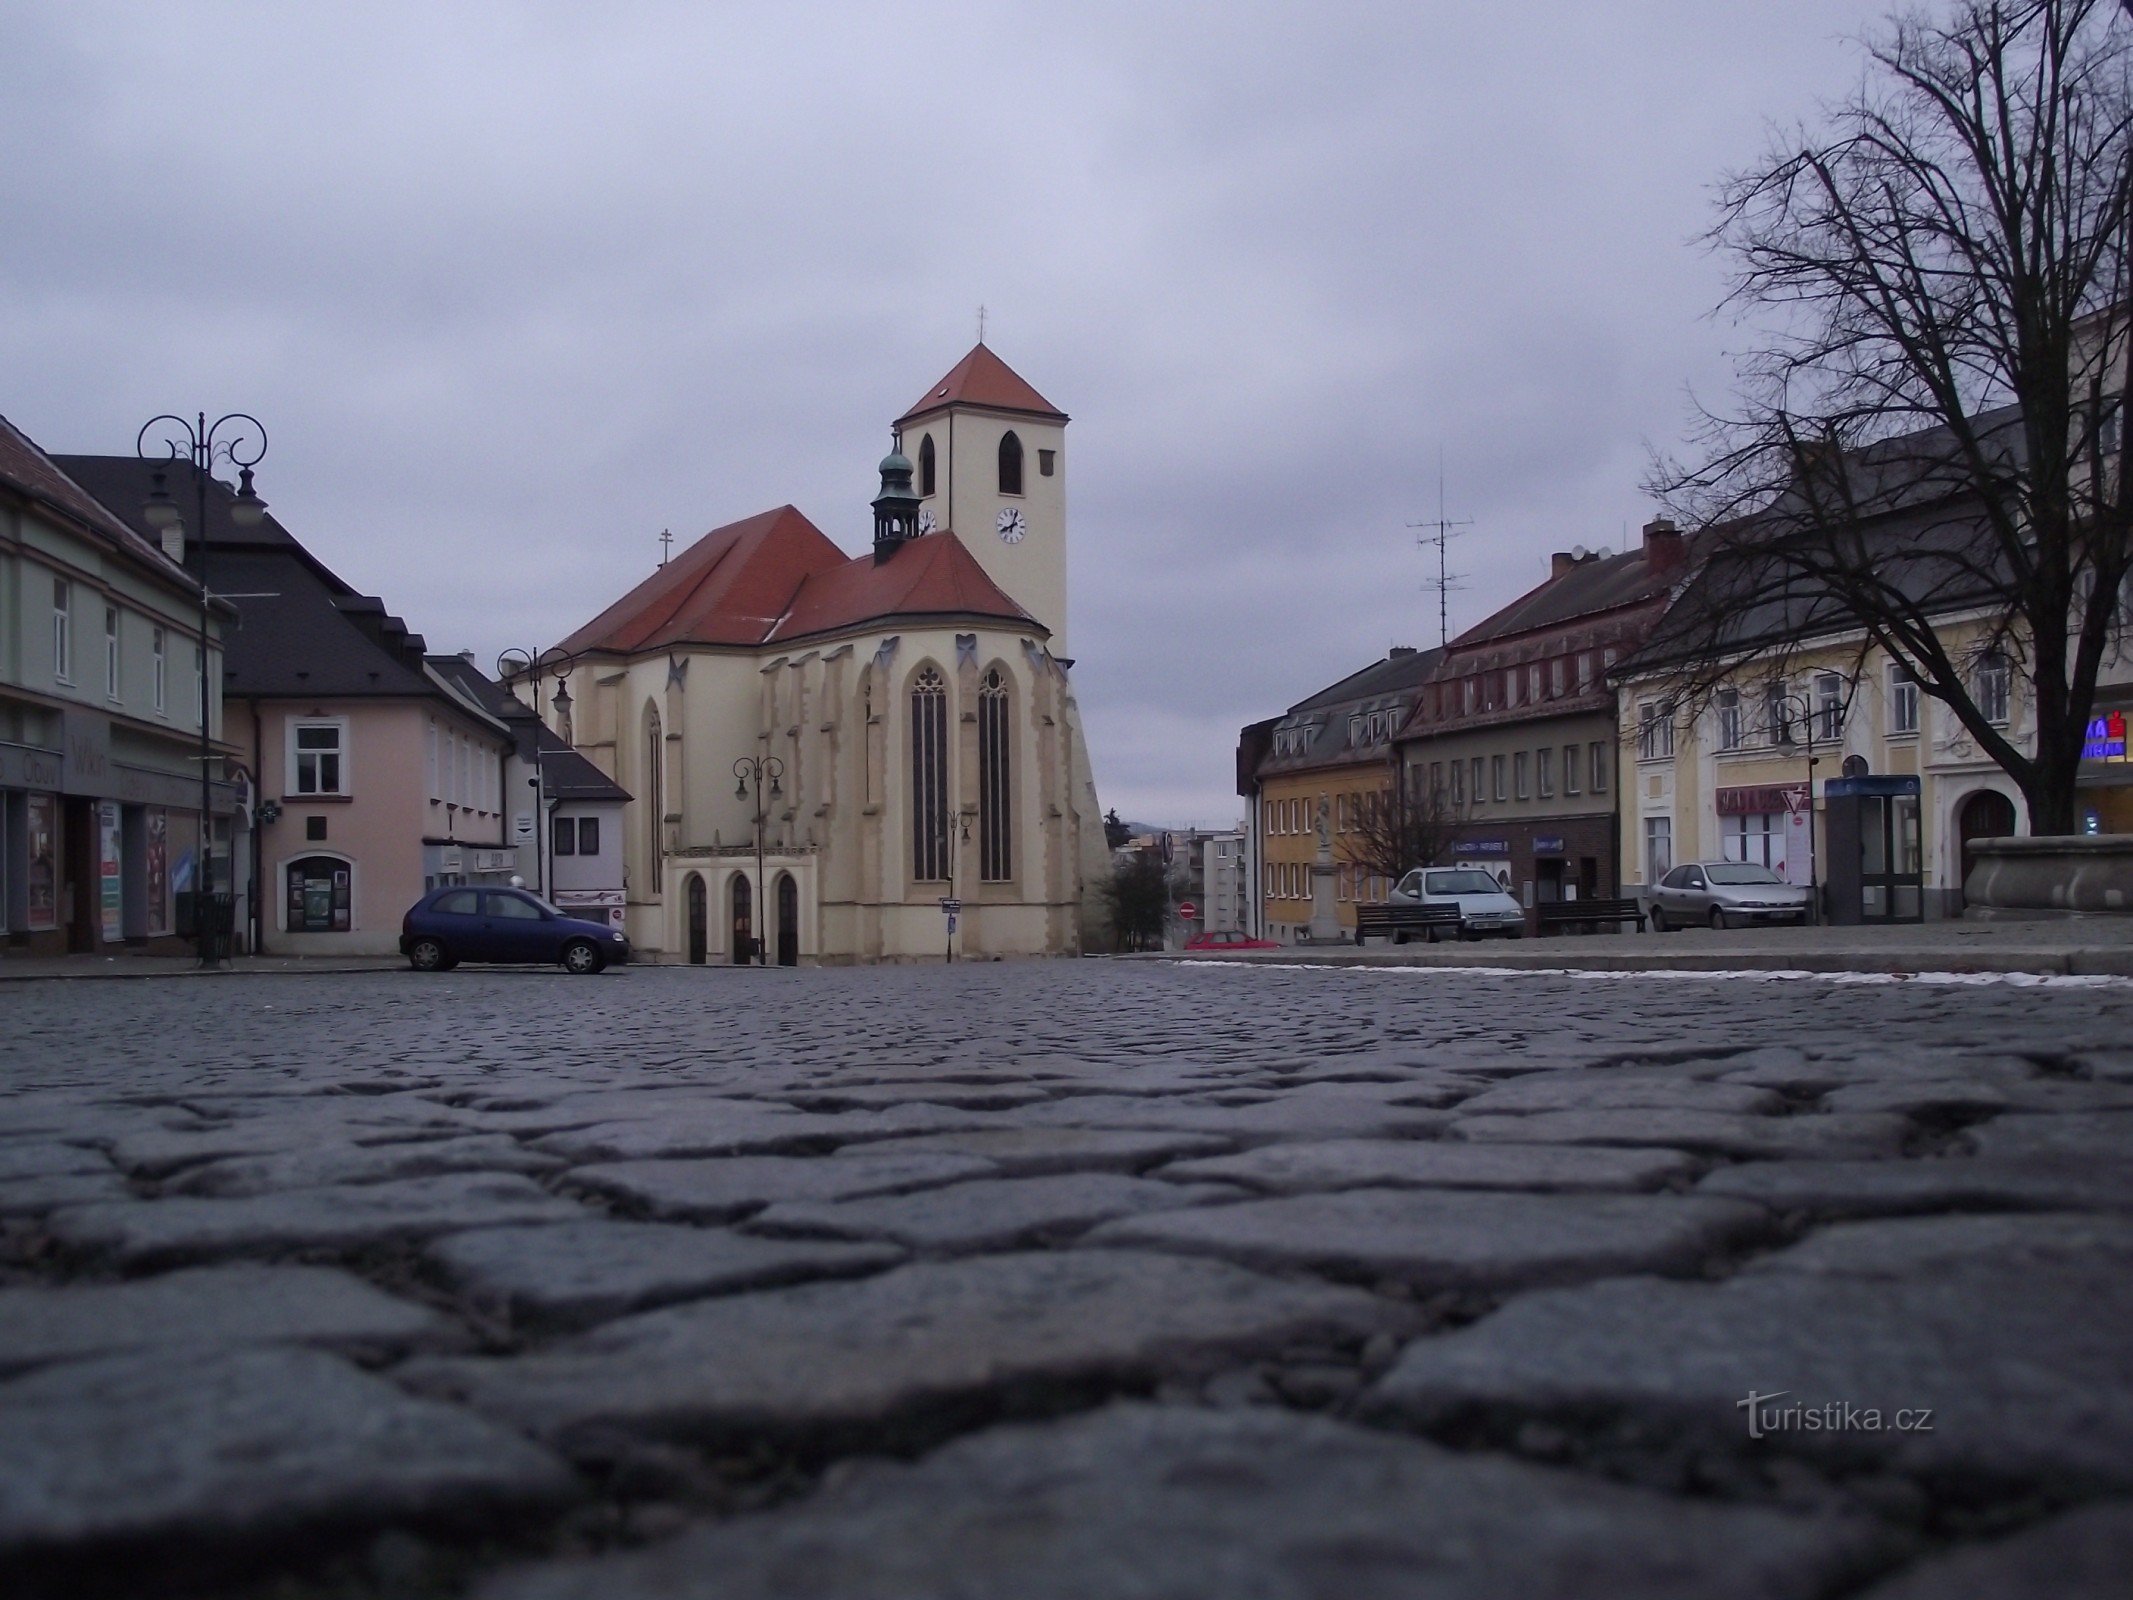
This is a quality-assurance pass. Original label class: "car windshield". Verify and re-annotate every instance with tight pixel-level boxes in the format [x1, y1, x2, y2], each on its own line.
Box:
[1705, 864, 1785, 886]
[1424, 870, 1503, 895]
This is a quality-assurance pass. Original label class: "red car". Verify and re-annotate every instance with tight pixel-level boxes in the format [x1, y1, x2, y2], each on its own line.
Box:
[1183, 929, 1281, 952]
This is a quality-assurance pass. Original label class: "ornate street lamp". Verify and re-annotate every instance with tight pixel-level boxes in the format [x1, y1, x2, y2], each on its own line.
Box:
[496, 647, 578, 896]
[734, 753, 784, 966]
[1770, 688, 1822, 925]
[137, 412, 267, 968]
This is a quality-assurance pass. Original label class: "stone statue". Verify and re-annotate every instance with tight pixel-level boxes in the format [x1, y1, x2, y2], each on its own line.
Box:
[1315, 796, 1331, 852]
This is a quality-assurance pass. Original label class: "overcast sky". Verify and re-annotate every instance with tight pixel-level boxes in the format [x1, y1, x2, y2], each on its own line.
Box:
[2, 0, 1886, 825]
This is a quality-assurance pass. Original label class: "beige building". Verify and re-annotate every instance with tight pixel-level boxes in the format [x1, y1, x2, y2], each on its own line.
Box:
[541, 347, 1108, 963]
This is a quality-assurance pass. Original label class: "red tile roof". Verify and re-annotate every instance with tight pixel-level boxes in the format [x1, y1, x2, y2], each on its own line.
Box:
[897, 344, 1067, 425]
[554, 507, 1037, 656]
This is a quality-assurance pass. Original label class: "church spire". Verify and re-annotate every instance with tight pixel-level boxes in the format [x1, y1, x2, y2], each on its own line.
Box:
[871, 436, 921, 563]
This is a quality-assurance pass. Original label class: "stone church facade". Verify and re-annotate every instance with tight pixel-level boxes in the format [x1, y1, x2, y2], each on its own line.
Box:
[539, 346, 1109, 962]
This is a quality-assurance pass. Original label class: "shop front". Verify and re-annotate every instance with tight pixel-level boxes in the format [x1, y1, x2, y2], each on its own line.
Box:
[2079, 708, 2133, 833]
[1715, 782, 1814, 887]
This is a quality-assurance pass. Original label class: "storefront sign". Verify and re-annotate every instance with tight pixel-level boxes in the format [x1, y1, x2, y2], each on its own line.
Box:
[61, 709, 111, 796]
[1452, 839, 1511, 857]
[1717, 784, 1808, 816]
[1532, 835, 1565, 855]
[2084, 711, 2128, 762]
[0, 741, 63, 791]
[24, 793, 56, 932]
[98, 801, 122, 942]
[146, 809, 169, 936]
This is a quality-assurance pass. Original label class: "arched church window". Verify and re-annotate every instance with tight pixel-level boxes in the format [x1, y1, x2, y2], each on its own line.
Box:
[918, 434, 936, 498]
[911, 667, 949, 881]
[643, 704, 663, 894]
[979, 668, 1011, 881]
[998, 431, 1023, 496]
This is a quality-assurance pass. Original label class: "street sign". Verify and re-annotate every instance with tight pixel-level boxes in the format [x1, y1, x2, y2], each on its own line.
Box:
[938, 897, 963, 914]
[1176, 901, 1198, 919]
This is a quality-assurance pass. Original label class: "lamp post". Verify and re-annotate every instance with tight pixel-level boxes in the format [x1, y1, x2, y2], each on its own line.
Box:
[734, 754, 783, 966]
[138, 413, 267, 969]
[496, 649, 578, 896]
[1771, 688, 1822, 926]
[939, 804, 972, 963]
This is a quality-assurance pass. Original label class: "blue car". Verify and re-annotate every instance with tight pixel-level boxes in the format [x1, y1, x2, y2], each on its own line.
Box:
[399, 886, 630, 974]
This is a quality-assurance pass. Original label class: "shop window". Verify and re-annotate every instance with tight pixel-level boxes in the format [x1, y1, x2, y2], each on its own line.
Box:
[286, 856, 352, 932]
[1644, 816, 1673, 880]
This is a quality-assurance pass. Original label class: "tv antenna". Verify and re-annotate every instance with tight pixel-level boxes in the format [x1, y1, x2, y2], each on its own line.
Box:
[1407, 450, 1471, 648]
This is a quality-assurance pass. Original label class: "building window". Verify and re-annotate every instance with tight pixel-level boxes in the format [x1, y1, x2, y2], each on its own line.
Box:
[195, 645, 206, 728]
[998, 431, 1023, 496]
[553, 814, 577, 856]
[1506, 669, 1520, 708]
[1722, 812, 1782, 869]
[911, 666, 950, 881]
[104, 606, 120, 701]
[1491, 754, 1507, 801]
[1638, 700, 1675, 759]
[1428, 761, 1444, 801]
[426, 721, 439, 799]
[291, 721, 346, 795]
[285, 856, 352, 933]
[1563, 744, 1580, 796]
[1038, 448, 1056, 477]
[918, 433, 936, 497]
[979, 668, 1012, 881]
[1537, 747, 1554, 798]
[1590, 740, 1609, 793]
[1814, 672, 1845, 741]
[1977, 651, 2012, 725]
[1464, 678, 1478, 714]
[1472, 756, 1486, 806]
[643, 704, 663, 894]
[1890, 665, 1920, 734]
[1450, 759, 1465, 805]
[1550, 658, 1566, 697]
[52, 578, 70, 682]
[578, 816, 599, 856]
[1645, 816, 1673, 881]
[1577, 653, 1594, 691]
[1514, 751, 1530, 800]
[1529, 665, 1542, 702]
[152, 627, 167, 712]
[1717, 688, 1743, 751]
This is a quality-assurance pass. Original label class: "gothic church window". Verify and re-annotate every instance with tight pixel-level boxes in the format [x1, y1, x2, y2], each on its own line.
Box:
[911, 667, 949, 881]
[919, 434, 936, 497]
[998, 431, 1023, 496]
[643, 704, 663, 894]
[979, 669, 1011, 881]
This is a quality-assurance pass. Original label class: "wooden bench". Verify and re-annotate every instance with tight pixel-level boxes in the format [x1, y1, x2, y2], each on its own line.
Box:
[1534, 897, 1646, 935]
[1353, 904, 1466, 945]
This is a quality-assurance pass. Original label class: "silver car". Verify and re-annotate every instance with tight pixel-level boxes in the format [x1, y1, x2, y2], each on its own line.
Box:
[1389, 867, 1527, 938]
[1647, 861, 1812, 931]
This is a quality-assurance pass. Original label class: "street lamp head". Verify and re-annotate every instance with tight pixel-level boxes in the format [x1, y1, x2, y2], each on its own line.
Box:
[228, 465, 267, 527]
[143, 468, 181, 530]
[736, 774, 750, 800]
[769, 772, 782, 798]
[552, 680, 572, 715]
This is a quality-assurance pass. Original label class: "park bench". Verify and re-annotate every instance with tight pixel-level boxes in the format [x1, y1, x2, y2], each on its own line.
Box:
[1353, 903, 1466, 945]
[1534, 897, 1647, 935]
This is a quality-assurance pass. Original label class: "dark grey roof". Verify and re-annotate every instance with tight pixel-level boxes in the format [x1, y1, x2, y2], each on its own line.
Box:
[1256, 647, 1444, 779]
[424, 653, 631, 802]
[1290, 646, 1443, 711]
[539, 729, 631, 803]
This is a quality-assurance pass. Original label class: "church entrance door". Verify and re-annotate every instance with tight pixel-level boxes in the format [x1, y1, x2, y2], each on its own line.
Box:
[776, 873, 798, 966]
[685, 874, 706, 964]
[730, 873, 753, 965]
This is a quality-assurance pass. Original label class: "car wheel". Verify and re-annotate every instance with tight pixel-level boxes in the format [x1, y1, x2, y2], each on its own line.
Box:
[1649, 907, 1667, 933]
[408, 938, 447, 972]
[561, 939, 605, 976]
[1709, 906, 1728, 931]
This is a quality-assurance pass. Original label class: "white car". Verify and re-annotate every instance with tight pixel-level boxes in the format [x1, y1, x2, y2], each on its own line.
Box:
[1389, 866, 1527, 939]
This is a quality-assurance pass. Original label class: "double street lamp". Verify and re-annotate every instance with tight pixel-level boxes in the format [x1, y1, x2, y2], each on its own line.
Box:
[733, 754, 783, 966]
[496, 648, 578, 896]
[1769, 689, 1824, 926]
[138, 412, 268, 968]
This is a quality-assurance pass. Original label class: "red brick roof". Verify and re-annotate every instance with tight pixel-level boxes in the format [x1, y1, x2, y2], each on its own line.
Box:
[897, 344, 1067, 425]
[554, 507, 1037, 656]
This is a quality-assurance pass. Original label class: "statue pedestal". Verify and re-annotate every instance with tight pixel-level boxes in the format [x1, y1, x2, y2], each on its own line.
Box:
[1303, 843, 1347, 945]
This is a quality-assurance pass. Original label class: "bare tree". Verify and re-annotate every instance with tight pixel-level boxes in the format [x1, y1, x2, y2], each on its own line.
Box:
[1654, 0, 2133, 832]
[1337, 767, 1468, 892]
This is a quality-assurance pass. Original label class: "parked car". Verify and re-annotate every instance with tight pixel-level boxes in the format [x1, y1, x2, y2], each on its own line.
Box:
[1388, 866, 1526, 938]
[1646, 861, 1813, 931]
[1183, 929, 1281, 952]
[400, 886, 631, 973]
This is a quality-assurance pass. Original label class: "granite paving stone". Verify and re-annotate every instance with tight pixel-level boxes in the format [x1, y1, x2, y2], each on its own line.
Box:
[0, 1171, 133, 1216]
[422, 1220, 904, 1329]
[1159, 1138, 1702, 1195]
[166, 1134, 566, 1197]
[1963, 1109, 2133, 1162]
[1695, 1155, 2133, 1217]
[1014, 1090, 1454, 1142]
[408, 1249, 1388, 1451]
[529, 1102, 999, 1163]
[45, 1172, 589, 1267]
[843, 1126, 1235, 1176]
[0, 1263, 452, 1375]
[0, 1143, 109, 1181]
[1447, 1075, 1788, 1116]
[475, 1403, 1893, 1600]
[1853, 1500, 2133, 1600]
[0, 1346, 575, 1564]
[1086, 1187, 1769, 1290]
[748, 1172, 1231, 1252]
[1447, 1107, 1914, 1160]
[564, 1150, 1001, 1221]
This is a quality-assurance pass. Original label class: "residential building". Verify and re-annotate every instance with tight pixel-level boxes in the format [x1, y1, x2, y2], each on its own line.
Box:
[537, 345, 1109, 963]
[1394, 519, 1696, 912]
[1241, 647, 1444, 943]
[60, 456, 518, 955]
[2, 416, 231, 957]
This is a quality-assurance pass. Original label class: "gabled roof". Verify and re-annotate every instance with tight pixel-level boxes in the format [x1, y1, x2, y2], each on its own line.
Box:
[427, 653, 633, 802]
[555, 506, 848, 655]
[1447, 535, 1701, 650]
[897, 344, 1067, 425]
[1, 420, 201, 597]
[1256, 647, 1444, 778]
[766, 530, 1033, 645]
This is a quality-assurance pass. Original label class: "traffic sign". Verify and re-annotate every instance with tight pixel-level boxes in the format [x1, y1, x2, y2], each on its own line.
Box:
[1177, 901, 1198, 919]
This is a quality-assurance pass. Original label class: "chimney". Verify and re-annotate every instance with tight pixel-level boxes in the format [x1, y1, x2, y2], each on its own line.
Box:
[1642, 516, 1685, 572]
[1550, 551, 1576, 578]
[1388, 646, 1415, 659]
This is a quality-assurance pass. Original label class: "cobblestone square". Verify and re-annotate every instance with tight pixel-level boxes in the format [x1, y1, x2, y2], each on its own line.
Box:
[3, 960, 2131, 1597]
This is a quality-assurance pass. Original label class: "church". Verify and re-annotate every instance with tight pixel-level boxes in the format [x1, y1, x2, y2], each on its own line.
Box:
[537, 345, 1110, 963]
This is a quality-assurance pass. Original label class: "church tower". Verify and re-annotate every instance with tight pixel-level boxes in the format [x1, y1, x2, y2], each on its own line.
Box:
[896, 344, 1071, 656]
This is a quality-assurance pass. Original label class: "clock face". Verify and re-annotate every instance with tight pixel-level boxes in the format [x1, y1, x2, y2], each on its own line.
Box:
[996, 506, 1027, 544]
[916, 507, 937, 534]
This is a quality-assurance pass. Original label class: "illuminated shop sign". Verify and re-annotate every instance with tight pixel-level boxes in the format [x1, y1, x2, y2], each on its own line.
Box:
[2084, 711, 2128, 761]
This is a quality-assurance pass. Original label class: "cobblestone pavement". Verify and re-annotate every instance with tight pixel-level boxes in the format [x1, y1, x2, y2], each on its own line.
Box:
[2, 961, 2131, 1598]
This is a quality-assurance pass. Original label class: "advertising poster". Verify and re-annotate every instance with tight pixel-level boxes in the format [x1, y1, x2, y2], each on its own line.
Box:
[98, 801, 122, 942]
[146, 809, 169, 935]
[25, 793, 57, 931]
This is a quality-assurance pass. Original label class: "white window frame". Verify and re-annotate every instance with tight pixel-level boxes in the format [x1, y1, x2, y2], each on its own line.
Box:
[1514, 750, 1530, 801]
[1590, 740, 1608, 793]
[1814, 672, 1845, 742]
[104, 605, 121, 702]
[1645, 815, 1673, 880]
[288, 717, 350, 797]
[1563, 743, 1581, 797]
[1537, 746, 1554, 799]
[152, 627, 166, 712]
[1638, 700, 1674, 760]
[1977, 652, 2012, 725]
[52, 577, 71, 683]
[1889, 664, 1920, 735]
[1716, 688, 1743, 751]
